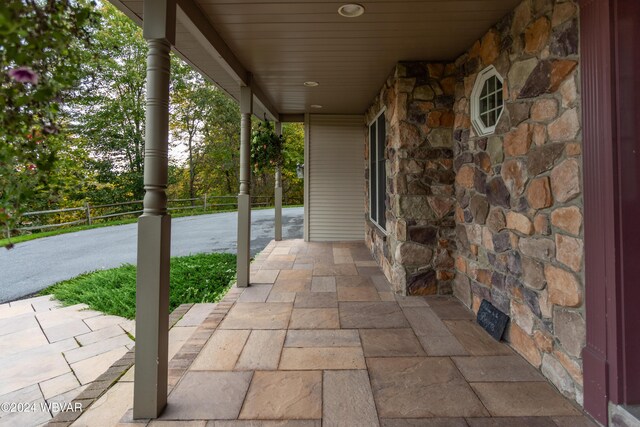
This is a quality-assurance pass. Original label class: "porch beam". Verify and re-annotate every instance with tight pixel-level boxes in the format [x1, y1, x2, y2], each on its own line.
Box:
[280, 114, 305, 123]
[133, 0, 175, 419]
[237, 85, 253, 287]
[176, 0, 279, 121]
[251, 82, 280, 122]
[274, 121, 283, 241]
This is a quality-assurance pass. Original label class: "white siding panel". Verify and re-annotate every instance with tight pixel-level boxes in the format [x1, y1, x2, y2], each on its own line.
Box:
[308, 115, 365, 241]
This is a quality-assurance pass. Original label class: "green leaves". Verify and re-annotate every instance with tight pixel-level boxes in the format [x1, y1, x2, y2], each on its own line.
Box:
[251, 120, 284, 174]
[0, 0, 98, 244]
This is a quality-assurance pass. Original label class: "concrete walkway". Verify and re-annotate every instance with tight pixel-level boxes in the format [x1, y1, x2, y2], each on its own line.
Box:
[64, 240, 597, 427]
[0, 295, 135, 426]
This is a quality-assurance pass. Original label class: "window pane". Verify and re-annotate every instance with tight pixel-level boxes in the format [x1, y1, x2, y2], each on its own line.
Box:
[488, 76, 495, 93]
[377, 116, 386, 229]
[369, 122, 377, 222]
[377, 115, 385, 161]
[480, 112, 489, 127]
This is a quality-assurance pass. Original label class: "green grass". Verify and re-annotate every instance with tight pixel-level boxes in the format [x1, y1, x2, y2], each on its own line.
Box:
[41, 252, 237, 319]
[2, 204, 303, 248]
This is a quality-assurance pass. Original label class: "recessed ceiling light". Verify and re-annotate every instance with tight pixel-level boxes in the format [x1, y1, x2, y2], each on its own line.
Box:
[338, 3, 365, 18]
[310, 104, 323, 109]
[303, 81, 319, 87]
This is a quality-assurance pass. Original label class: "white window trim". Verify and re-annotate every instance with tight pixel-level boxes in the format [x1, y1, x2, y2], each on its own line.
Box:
[368, 108, 387, 233]
[471, 65, 505, 137]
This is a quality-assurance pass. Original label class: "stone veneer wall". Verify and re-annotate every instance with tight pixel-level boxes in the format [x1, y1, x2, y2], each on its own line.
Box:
[365, 0, 585, 405]
[364, 63, 457, 295]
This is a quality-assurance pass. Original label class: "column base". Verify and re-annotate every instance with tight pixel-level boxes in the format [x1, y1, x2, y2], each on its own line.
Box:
[275, 187, 283, 241]
[237, 194, 251, 287]
[134, 214, 171, 419]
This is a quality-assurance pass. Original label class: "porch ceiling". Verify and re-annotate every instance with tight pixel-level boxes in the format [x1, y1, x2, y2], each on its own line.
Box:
[110, 0, 521, 117]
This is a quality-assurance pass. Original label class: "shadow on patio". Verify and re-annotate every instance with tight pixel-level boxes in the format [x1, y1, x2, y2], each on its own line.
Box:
[78, 239, 596, 426]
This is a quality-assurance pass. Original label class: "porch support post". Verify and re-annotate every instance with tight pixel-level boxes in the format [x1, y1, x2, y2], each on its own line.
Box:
[274, 121, 283, 241]
[133, 0, 175, 419]
[237, 85, 253, 287]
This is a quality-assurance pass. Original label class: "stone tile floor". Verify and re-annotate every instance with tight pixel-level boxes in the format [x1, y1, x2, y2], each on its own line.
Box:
[104, 239, 599, 427]
[0, 295, 135, 426]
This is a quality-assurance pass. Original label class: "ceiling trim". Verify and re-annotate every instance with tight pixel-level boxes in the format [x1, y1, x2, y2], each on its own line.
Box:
[176, 0, 279, 121]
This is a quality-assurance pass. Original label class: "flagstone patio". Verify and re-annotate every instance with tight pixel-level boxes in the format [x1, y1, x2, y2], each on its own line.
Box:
[0, 295, 135, 426]
[93, 239, 597, 427]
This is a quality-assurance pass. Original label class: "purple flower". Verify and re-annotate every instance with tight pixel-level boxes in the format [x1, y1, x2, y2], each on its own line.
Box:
[8, 67, 39, 85]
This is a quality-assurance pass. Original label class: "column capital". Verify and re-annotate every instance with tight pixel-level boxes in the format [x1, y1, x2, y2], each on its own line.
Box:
[143, 0, 176, 44]
[240, 84, 253, 115]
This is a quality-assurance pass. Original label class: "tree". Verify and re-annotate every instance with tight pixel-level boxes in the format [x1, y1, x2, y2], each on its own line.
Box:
[71, 3, 147, 202]
[0, 0, 98, 245]
[281, 123, 304, 204]
[171, 59, 218, 201]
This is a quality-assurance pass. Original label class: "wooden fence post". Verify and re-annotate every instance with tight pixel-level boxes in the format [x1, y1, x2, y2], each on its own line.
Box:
[85, 203, 92, 225]
[203, 194, 207, 210]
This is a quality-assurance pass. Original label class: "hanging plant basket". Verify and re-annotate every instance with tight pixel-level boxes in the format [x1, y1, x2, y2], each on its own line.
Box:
[251, 120, 284, 173]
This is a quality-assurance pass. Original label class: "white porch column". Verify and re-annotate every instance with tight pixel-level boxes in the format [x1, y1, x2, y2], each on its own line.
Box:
[274, 121, 283, 241]
[237, 85, 253, 287]
[134, 0, 175, 419]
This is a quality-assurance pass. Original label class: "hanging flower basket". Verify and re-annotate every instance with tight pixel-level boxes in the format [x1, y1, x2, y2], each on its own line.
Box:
[251, 120, 284, 173]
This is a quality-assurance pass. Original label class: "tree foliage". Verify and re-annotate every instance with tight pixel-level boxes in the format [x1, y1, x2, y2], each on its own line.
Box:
[0, 0, 98, 242]
[3, 3, 305, 243]
[71, 3, 147, 202]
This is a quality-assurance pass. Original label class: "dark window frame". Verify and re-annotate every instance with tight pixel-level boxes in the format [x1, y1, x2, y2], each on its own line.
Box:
[369, 110, 386, 231]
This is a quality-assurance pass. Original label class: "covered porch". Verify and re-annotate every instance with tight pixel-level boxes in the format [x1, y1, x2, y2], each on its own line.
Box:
[90, 0, 640, 425]
[66, 239, 595, 426]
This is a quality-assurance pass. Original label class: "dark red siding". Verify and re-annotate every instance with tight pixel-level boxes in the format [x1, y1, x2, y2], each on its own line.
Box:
[581, 0, 640, 423]
[613, 0, 640, 405]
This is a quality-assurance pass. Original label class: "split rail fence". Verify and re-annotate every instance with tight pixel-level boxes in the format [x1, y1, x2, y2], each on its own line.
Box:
[17, 195, 272, 233]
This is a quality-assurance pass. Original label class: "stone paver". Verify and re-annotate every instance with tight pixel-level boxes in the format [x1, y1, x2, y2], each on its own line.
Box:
[368, 357, 489, 418]
[359, 328, 426, 357]
[279, 347, 366, 370]
[236, 285, 273, 303]
[310, 276, 336, 292]
[452, 355, 545, 382]
[293, 292, 337, 308]
[40, 372, 81, 400]
[239, 371, 322, 420]
[190, 329, 250, 370]
[235, 330, 286, 370]
[0, 294, 139, 426]
[289, 308, 340, 329]
[43, 319, 93, 343]
[72, 382, 133, 426]
[471, 382, 581, 417]
[323, 370, 379, 427]
[0, 326, 49, 356]
[173, 304, 216, 327]
[219, 303, 292, 330]
[284, 329, 360, 348]
[337, 286, 381, 302]
[104, 240, 595, 427]
[75, 324, 128, 346]
[339, 302, 409, 329]
[71, 346, 129, 385]
[162, 371, 252, 420]
[252, 269, 280, 284]
[64, 334, 133, 364]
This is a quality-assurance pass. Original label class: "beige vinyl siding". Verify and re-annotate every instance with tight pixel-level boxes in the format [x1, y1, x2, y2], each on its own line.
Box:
[307, 115, 365, 241]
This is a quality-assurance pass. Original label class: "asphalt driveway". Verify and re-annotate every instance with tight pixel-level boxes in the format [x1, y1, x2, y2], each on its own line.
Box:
[0, 207, 303, 303]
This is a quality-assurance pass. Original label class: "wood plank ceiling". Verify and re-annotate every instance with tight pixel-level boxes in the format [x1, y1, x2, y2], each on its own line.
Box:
[111, 0, 522, 116]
